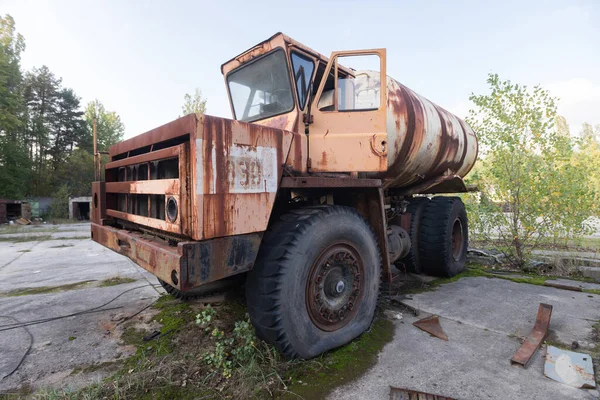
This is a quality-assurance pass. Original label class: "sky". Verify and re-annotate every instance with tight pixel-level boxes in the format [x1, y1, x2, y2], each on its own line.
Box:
[2, 0, 599, 139]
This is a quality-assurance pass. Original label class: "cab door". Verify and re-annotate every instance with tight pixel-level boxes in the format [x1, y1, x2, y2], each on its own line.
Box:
[308, 49, 387, 172]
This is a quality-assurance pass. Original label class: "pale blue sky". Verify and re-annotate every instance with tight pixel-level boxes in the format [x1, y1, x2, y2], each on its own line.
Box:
[3, 0, 599, 138]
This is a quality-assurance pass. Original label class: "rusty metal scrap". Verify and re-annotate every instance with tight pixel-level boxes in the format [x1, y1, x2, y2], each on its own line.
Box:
[544, 345, 596, 389]
[390, 386, 455, 400]
[413, 315, 448, 341]
[543, 282, 583, 292]
[510, 303, 553, 367]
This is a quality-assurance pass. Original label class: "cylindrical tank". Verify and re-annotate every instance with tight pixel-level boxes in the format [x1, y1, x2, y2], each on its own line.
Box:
[360, 72, 478, 188]
[384, 75, 478, 188]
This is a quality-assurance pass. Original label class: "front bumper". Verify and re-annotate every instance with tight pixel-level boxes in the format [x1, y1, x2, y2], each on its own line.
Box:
[91, 223, 261, 291]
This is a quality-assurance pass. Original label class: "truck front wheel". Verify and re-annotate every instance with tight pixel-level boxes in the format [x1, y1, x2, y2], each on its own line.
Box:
[246, 206, 381, 359]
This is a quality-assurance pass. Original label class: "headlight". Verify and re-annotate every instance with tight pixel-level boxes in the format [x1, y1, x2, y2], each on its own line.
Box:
[166, 196, 178, 222]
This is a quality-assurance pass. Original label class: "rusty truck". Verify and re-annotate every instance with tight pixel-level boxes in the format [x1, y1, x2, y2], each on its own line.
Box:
[91, 33, 478, 359]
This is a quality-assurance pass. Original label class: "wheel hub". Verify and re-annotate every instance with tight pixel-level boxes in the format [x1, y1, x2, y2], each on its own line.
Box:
[306, 243, 365, 332]
[451, 218, 464, 261]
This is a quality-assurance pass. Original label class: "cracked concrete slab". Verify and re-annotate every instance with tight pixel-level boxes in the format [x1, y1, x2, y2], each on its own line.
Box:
[0, 223, 165, 393]
[330, 277, 600, 400]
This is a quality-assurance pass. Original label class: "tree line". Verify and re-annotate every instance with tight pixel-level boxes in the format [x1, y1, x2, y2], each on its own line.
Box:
[0, 14, 124, 201]
[465, 73, 600, 267]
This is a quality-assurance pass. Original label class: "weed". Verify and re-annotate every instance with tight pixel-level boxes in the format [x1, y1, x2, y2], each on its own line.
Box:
[68, 336, 76, 341]
[17, 249, 31, 253]
[195, 304, 216, 329]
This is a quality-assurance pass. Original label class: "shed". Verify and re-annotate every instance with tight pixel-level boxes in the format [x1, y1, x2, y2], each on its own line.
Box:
[0, 199, 31, 223]
[69, 196, 92, 220]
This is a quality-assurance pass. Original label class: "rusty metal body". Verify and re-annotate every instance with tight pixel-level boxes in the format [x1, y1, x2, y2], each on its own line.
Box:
[92, 115, 292, 290]
[221, 33, 478, 195]
[92, 32, 478, 293]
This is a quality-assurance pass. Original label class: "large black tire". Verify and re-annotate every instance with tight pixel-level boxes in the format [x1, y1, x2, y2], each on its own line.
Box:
[246, 206, 381, 359]
[158, 278, 239, 301]
[399, 197, 430, 273]
[419, 197, 468, 277]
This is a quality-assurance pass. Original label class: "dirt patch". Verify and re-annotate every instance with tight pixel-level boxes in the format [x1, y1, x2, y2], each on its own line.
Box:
[0, 235, 52, 243]
[100, 277, 137, 287]
[31, 294, 396, 399]
[2, 281, 96, 297]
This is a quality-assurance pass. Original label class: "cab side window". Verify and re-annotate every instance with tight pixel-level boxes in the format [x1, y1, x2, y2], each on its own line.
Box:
[291, 52, 315, 110]
[318, 54, 381, 112]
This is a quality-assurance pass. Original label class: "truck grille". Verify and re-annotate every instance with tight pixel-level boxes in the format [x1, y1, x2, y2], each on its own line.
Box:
[102, 142, 190, 237]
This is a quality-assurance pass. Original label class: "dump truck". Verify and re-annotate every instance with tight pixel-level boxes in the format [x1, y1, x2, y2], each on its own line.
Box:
[91, 33, 478, 359]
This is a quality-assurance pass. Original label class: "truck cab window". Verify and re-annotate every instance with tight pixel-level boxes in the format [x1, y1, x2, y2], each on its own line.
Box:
[227, 49, 294, 122]
[318, 54, 381, 112]
[291, 52, 315, 110]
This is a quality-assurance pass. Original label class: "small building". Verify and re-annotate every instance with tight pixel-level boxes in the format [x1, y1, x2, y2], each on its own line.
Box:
[0, 199, 31, 223]
[26, 197, 53, 218]
[69, 196, 92, 220]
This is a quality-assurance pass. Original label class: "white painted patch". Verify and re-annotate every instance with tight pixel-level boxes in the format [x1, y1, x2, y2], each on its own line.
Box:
[195, 138, 203, 195]
[221, 144, 277, 194]
[197, 141, 278, 195]
[555, 354, 579, 386]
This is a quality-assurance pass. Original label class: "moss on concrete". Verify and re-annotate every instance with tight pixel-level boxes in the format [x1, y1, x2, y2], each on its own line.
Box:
[4, 280, 95, 297]
[99, 276, 136, 287]
[283, 318, 395, 399]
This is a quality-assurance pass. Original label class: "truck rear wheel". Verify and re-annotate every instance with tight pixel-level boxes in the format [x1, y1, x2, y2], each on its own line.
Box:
[419, 197, 468, 277]
[399, 197, 430, 273]
[246, 206, 381, 359]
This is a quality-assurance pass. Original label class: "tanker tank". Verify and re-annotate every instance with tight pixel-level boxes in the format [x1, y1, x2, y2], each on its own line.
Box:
[354, 71, 478, 189]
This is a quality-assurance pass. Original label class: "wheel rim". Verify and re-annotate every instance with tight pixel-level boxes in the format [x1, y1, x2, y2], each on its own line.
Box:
[306, 243, 365, 332]
[451, 218, 464, 261]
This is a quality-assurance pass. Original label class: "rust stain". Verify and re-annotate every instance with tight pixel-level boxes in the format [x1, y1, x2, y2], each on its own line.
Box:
[262, 115, 288, 130]
[321, 151, 328, 168]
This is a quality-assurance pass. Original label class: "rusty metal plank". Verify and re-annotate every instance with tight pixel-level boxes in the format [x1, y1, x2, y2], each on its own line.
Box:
[543, 282, 583, 292]
[109, 114, 197, 157]
[105, 179, 180, 195]
[413, 315, 448, 341]
[511, 303, 553, 367]
[91, 223, 261, 292]
[106, 209, 181, 234]
[390, 386, 455, 400]
[105, 146, 180, 170]
[280, 176, 382, 188]
[91, 223, 183, 288]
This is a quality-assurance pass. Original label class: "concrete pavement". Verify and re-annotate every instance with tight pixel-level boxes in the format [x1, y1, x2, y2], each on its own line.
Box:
[331, 277, 600, 400]
[0, 223, 164, 394]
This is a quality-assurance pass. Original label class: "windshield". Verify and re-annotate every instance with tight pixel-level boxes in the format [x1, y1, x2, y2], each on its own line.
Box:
[227, 49, 294, 122]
